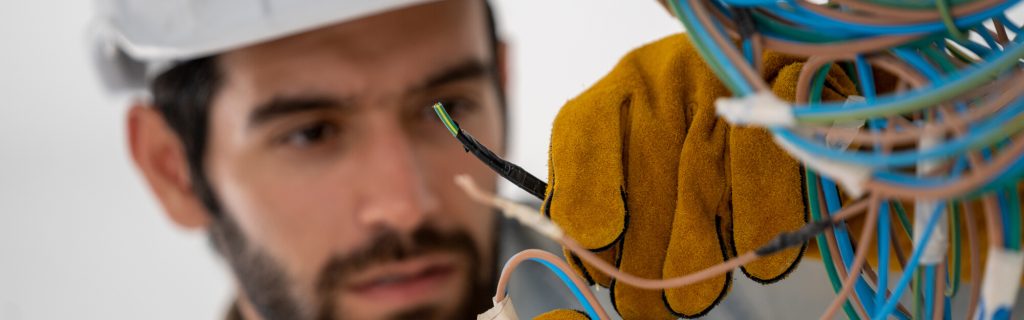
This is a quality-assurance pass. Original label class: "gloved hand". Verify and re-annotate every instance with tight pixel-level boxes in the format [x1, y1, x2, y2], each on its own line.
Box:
[542, 34, 856, 319]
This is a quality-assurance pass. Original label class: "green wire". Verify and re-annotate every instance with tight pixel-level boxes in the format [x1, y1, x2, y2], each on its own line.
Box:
[936, 0, 969, 42]
[914, 268, 923, 320]
[922, 44, 959, 74]
[808, 63, 832, 104]
[806, 169, 861, 320]
[970, 113, 1024, 149]
[860, 0, 976, 10]
[432, 102, 459, 137]
[751, 12, 842, 43]
[946, 201, 962, 297]
[804, 66, 860, 320]
[893, 201, 914, 239]
[666, 0, 745, 95]
[798, 40, 1024, 123]
[945, 40, 980, 64]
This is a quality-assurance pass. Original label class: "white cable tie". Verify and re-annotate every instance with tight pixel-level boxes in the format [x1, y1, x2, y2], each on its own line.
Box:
[824, 95, 866, 151]
[773, 133, 872, 198]
[914, 124, 948, 265]
[913, 200, 948, 265]
[715, 91, 797, 127]
[975, 248, 1024, 320]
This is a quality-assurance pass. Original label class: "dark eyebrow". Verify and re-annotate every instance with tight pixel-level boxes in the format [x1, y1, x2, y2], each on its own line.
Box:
[414, 58, 494, 92]
[248, 95, 351, 129]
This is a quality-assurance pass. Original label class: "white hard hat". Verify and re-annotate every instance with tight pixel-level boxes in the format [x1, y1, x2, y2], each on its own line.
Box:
[90, 0, 435, 93]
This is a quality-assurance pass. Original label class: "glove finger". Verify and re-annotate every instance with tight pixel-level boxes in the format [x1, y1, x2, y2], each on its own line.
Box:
[563, 242, 619, 288]
[663, 91, 732, 317]
[729, 124, 806, 282]
[730, 62, 809, 282]
[756, 55, 858, 267]
[545, 74, 630, 251]
[609, 35, 694, 320]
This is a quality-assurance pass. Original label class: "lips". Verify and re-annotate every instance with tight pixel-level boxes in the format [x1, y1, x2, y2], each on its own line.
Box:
[345, 257, 459, 302]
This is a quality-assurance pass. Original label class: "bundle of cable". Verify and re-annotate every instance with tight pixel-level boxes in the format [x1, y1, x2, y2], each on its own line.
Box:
[665, 1, 1024, 319]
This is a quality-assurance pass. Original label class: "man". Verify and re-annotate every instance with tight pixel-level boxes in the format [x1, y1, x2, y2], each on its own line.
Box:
[93, 0, 573, 319]
[94, 0, 919, 319]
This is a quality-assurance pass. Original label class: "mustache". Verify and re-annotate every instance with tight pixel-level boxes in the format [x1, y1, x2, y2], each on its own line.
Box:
[314, 224, 481, 319]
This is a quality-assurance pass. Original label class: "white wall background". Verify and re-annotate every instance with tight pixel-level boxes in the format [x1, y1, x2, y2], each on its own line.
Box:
[0, 1, 681, 319]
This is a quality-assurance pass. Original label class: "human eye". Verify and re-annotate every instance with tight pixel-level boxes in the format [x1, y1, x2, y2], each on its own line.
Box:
[276, 120, 340, 148]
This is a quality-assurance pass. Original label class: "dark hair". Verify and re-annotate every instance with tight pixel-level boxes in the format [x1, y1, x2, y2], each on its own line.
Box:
[151, 2, 502, 216]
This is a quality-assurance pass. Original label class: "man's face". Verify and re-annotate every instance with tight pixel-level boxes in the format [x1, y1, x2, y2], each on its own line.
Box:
[200, 1, 502, 318]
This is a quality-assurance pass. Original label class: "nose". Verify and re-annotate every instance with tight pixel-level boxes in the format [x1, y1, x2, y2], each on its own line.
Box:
[353, 117, 440, 233]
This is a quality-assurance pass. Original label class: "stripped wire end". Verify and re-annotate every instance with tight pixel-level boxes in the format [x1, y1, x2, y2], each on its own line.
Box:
[454, 174, 564, 240]
[432, 102, 460, 137]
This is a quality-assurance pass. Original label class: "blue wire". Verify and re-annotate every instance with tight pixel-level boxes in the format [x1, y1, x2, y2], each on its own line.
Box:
[742, 38, 755, 64]
[873, 152, 966, 319]
[876, 199, 891, 315]
[790, 35, 1024, 119]
[718, 0, 779, 6]
[959, 151, 1024, 197]
[820, 177, 878, 314]
[873, 201, 950, 319]
[892, 48, 944, 80]
[775, 94, 1024, 168]
[974, 26, 1003, 52]
[998, 15, 1022, 33]
[764, 0, 1020, 35]
[945, 296, 952, 320]
[997, 188, 1013, 248]
[871, 142, 1024, 192]
[872, 143, 967, 319]
[530, 258, 600, 319]
[959, 39, 996, 58]
[673, 0, 756, 95]
[924, 265, 936, 320]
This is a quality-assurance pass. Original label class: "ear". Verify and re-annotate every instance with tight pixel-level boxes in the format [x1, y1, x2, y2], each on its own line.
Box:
[127, 102, 211, 229]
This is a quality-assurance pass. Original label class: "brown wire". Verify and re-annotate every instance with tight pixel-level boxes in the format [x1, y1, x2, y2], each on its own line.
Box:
[819, 195, 881, 320]
[829, 0, 1004, 21]
[865, 134, 1024, 200]
[891, 222, 909, 269]
[680, 2, 1020, 318]
[752, 32, 765, 75]
[961, 200, 983, 319]
[456, 175, 871, 294]
[494, 249, 610, 320]
[993, 20, 1011, 44]
[816, 182, 872, 319]
[798, 0, 1006, 25]
[800, 59, 1024, 147]
[688, 0, 769, 91]
[698, 3, 921, 58]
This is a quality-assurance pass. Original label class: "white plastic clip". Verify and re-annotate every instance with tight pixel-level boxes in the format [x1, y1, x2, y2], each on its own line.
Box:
[715, 91, 797, 127]
[824, 95, 866, 151]
[773, 134, 872, 198]
[914, 124, 948, 265]
[974, 248, 1024, 320]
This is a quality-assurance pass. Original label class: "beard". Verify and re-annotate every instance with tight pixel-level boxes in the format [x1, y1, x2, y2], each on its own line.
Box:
[207, 212, 494, 320]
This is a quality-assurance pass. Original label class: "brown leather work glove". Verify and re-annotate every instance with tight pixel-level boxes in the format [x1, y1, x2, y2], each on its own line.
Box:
[542, 34, 856, 319]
